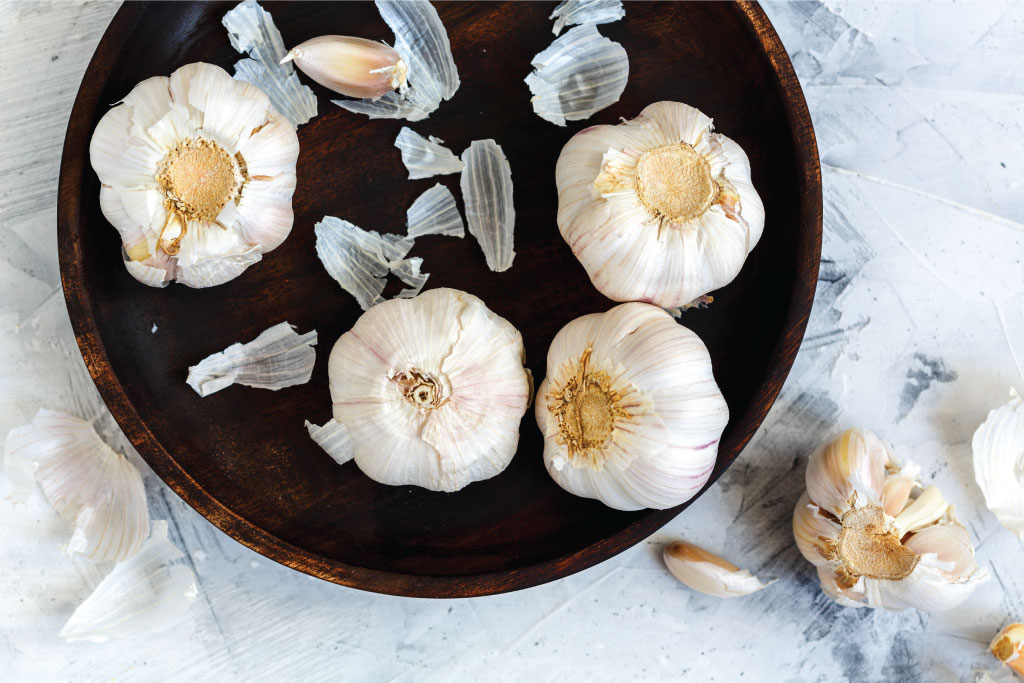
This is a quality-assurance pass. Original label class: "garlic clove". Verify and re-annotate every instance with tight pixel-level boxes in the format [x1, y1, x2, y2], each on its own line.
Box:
[881, 459, 920, 516]
[892, 485, 948, 536]
[395, 127, 464, 180]
[990, 623, 1024, 676]
[663, 542, 773, 598]
[804, 428, 888, 519]
[971, 388, 1024, 539]
[550, 0, 625, 36]
[283, 35, 406, 99]
[406, 183, 465, 239]
[816, 565, 867, 608]
[867, 552, 988, 612]
[904, 519, 979, 580]
[792, 492, 842, 568]
[4, 410, 149, 563]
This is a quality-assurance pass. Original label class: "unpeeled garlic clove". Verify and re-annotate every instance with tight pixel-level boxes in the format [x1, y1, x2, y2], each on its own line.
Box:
[663, 542, 773, 598]
[283, 35, 407, 99]
[990, 623, 1024, 676]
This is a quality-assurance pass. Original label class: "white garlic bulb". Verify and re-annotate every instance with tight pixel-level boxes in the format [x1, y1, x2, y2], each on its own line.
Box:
[328, 288, 532, 492]
[793, 429, 989, 612]
[282, 35, 407, 99]
[535, 303, 728, 510]
[971, 388, 1024, 538]
[90, 62, 299, 288]
[555, 101, 764, 307]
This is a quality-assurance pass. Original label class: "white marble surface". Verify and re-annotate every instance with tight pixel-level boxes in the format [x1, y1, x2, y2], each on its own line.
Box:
[2, 1, 1022, 681]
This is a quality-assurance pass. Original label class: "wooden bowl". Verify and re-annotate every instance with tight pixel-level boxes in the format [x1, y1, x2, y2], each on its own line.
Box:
[58, 1, 821, 597]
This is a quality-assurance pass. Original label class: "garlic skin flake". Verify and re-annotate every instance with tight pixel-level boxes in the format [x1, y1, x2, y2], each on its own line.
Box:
[525, 23, 629, 126]
[556, 101, 765, 308]
[461, 140, 516, 272]
[991, 623, 1024, 676]
[664, 542, 773, 598]
[535, 303, 728, 511]
[550, 0, 625, 36]
[223, 0, 318, 127]
[395, 127, 464, 180]
[283, 35, 407, 99]
[90, 62, 300, 288]
[406, 183, 466, 239]
[972, 388, 1024, 538]
[305, 419, 354, 466]
[335, 0, 460, 122]
[389, 256, 430, 299]
[60, 521, 197, 643]
[4, 409, 148, 563]
[314, 216, 414, 310]
[186, 322, 317, 397]
[328, 288, 531, 492]
[793, 429, 990, 612]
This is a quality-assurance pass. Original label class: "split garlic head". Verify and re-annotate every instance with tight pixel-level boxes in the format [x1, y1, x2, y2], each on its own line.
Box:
[328, 288, 531, 492]
[535, 303, 728, 511]
[793, 429, 989, 612]
[90, 62, 299, 288]
[555, 101, 764, 308]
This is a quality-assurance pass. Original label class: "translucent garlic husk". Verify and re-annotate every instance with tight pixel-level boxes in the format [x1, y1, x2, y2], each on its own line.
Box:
[535, 303, 728, 511]
[90, 62, 299, 288]
[555, 101, 764, 307]
[792, 429, 989, 612]
[971, 388, 1024, 538]
[663, 541, 773, 598]
[990, 623, 1024, 676]
[283, 35, 407, 99]
[327, 288, 532, 492]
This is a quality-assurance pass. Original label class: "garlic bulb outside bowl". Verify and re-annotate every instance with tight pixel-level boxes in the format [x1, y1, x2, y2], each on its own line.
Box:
[328, 288, 532, 492]
[535, 303, 728, 511]
[555, 101, 764, 308]
[90, 62, 299, 288]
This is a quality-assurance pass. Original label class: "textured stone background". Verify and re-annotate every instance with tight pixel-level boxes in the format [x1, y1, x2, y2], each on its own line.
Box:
[1, 2, 1022, 681]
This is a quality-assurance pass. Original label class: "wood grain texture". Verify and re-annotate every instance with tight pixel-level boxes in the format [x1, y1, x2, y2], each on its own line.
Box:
[57, 1, 821, 597]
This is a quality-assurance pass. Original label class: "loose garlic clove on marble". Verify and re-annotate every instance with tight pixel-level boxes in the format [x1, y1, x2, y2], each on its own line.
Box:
[327, 288, 531, 492]
[535, 303, 728, 511]
[990, 623, 1024, 676]
[555, 101, 764, 308]
[663, 542, 773, 598]
[282, 35, 407, 99]
[793, 429, 989, 612]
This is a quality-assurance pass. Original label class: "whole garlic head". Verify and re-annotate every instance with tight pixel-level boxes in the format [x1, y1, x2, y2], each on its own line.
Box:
[90, 62, 299, 288]
[535, 303, 728, 510]
[555, 101, 764, 308]
[328, 288, 532, 492]
[793, 429, 989, 612]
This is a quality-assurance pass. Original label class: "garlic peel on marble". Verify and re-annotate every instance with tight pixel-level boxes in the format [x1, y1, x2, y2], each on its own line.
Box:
[793, 429, 989, 612]
[664, 542, 773, 598]
[90, 62, 300, 288]
[305, 419, 354, 466]
[406, 183, 465, 239]
[535, 303, 728, 511]
[972, 388, 1024, 538]
[4, 410, 148, 563]
[556, 101, 764, 307]
[526, 23, 628, 126]
[328, 288, 531, 492]
[223, 0, 318, 127]
[186, 322, 317, 396]
[550, 0, 625, 36]
[395, 127, 464, 180]
[461, 139, 516, 272]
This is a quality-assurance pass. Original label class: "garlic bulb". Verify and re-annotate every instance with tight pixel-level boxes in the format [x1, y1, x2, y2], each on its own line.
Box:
[972, 388, 1024, 538]
[282, 35, 407, 99]
[555, 101, 764, 307]
[328, 288, 532, 492]
[535, 303, 728, 510]
[990, 623, 1024, 676]
[793, 429, 989, 611]
[663, 541, 773, 598]
[90, 62, 299, 288]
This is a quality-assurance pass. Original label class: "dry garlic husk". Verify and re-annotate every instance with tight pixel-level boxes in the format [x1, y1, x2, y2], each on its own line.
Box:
[535, 303, 728, 510]
[461, 139, 516, 272]
[793, 429, 989, 612]
[395, 127, 464, 180]
[305, 419, 354, 466]
[991, 623, 1024, 676]
[664, 542, 773, 598]
[4, 409, 148, 563]
[282, 35, 407, 99]
[550, 0, 625, 36]
[406, 183, 465, 239]
[328, 288, 531, 492]
[972, 388, 1024, 538]
[314, 216, 414, 310]
[90, 62, 299, 288]
[60, 521, 197, 643]
[556, 101, 764, 308]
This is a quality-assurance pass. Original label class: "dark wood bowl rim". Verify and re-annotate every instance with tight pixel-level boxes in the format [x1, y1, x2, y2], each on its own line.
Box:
[57, 1, 822, 598]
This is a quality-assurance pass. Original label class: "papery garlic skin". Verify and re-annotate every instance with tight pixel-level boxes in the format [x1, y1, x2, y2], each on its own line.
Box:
[328, 288, 531, 492]
[283, 35, 407, 99]
[663, 542, 773, 598]
[793, 429, 989, 612]
[90, 62, 299, 288]
[555, 101, 764, 307]
[972, 388, 1024, 538]
[535, 303, 727, 511]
